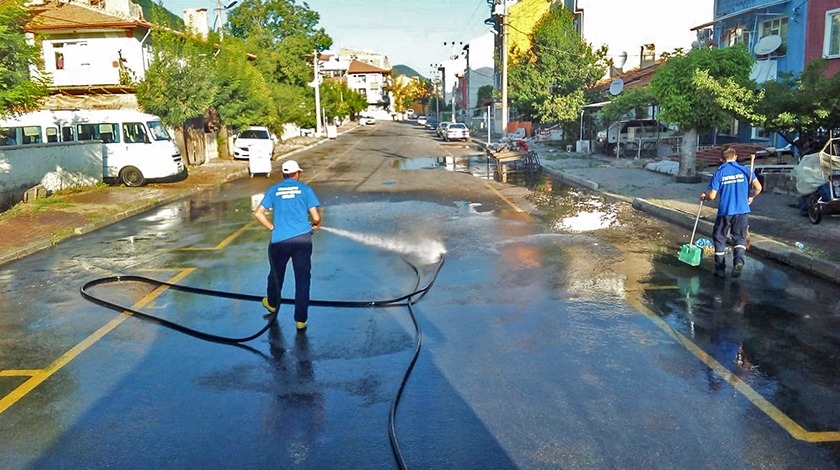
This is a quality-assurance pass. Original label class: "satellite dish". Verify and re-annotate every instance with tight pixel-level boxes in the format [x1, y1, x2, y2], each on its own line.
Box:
[754, 35, 782, 55]
[616, 51, 628, 68]
[609, 78, 624, 96]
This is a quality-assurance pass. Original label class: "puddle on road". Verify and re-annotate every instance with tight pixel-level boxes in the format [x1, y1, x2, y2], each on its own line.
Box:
[391, 155, 493, 179]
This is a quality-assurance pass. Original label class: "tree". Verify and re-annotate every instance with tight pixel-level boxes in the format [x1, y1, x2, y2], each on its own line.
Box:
[387, 74, 428, 113]
[319, 80, 366, 121]
[136, 28, 218, 164]
[0, 0, 49, 117]
[754, 59, 840, 154]
[508, 6, 607, 128]
[646, 46, 755, 181]
[226, 0, 332, 126]
[476, 84, 497, 105]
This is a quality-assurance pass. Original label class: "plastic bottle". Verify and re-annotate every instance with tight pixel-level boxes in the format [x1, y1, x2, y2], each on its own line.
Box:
[795, 242, 805, 250]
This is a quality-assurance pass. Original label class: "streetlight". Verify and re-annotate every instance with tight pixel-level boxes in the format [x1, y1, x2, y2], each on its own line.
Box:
[215, 0, 238, 41]
[430, 64, 443, 121]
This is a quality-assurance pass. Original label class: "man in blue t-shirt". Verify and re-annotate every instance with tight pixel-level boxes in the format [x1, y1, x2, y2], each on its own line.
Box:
[700, 146, 762, 278]
[254, 160, 321, 331]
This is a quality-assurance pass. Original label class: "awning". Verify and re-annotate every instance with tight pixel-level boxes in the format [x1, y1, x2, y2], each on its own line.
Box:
[691, 0, 790, 30]
[582, 101, 610, 109]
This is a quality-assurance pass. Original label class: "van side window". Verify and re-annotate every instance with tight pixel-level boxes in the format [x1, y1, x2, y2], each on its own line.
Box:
[98, 123, 119, 143]
[123, 122, 148, 144]
[62, 126, 75, 142]
[1, 127, 16, 146]
[46, 127, 58, 143]
[77, 124, 95, 141]
[77, 123, 120, 143]
[22, 126, 41, 144]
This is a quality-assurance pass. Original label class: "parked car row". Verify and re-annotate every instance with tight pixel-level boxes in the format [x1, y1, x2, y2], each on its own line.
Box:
[414, 115, 471, 142]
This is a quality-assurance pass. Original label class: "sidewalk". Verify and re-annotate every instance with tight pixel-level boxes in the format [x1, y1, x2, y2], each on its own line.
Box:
[529, 141, 840, 284]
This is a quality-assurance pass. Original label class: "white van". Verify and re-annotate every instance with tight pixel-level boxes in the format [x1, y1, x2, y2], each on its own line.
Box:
[0, 109, 185, 186]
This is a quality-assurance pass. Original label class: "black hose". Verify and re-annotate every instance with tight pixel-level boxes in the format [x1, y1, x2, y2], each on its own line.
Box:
[79, 255, 446, 468]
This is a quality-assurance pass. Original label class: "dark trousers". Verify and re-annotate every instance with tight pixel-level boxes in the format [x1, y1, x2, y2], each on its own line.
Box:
[712, 214, 748, 270]
[267, 232, 313, 323]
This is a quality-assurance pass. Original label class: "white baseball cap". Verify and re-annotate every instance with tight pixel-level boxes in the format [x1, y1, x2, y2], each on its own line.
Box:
[281, 160, 301, 174]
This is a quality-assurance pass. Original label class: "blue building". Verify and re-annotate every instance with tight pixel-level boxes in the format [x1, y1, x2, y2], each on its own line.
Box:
[692, 0, 808, 149]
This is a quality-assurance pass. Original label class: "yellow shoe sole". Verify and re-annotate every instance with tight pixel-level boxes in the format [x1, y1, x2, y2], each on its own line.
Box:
[296, 321, 307, 330]
[261, 297, 277, 313]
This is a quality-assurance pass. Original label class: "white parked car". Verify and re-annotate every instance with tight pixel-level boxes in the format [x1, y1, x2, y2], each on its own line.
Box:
[233, 126, 276, 160]
[444, 123, 470, 142]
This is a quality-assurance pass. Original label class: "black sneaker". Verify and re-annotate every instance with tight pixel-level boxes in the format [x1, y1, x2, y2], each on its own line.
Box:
[732, 260, 744, 278]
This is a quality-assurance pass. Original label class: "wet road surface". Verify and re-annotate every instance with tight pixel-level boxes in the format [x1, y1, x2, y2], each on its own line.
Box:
[1, 122, 840, 468]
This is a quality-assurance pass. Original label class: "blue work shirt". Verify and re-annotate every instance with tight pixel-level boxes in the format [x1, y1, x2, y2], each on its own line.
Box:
[709, 161, 754, 216]
[260, 177, 321, 243]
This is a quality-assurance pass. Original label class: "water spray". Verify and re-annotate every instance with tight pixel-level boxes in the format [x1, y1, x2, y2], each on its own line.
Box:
[320, 226, 446, 264]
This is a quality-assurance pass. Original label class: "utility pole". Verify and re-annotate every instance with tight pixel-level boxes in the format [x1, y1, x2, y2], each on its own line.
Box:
[313, 49, 322, 137]
[500, 1, 509, 138]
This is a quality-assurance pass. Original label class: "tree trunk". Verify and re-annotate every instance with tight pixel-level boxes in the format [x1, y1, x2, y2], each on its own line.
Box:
[677, 127, 701, 183]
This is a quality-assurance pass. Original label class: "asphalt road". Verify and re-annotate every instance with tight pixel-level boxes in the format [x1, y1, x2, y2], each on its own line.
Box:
[1, 121, 840, 469]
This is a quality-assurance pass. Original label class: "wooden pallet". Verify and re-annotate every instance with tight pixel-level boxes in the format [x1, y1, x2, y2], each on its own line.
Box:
[489, 149, 541, 183]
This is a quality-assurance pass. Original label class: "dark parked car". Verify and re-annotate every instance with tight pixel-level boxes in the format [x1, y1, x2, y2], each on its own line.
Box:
[424, 118, 440, 130]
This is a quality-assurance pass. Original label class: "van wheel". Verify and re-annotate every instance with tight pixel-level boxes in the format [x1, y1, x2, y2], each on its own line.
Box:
[120, 166, 147, 187]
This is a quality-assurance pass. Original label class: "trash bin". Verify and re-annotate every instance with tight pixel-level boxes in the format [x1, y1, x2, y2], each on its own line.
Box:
[326, 125, 337, 139]
[248, 146, 272, 178]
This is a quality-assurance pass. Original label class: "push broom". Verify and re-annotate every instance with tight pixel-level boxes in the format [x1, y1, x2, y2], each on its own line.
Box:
[678, 199, 704, 266]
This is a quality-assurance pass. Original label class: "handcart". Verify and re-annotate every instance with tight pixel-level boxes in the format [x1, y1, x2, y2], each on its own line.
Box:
[795, 137, 840, 224]
[248, 145, 272, 178]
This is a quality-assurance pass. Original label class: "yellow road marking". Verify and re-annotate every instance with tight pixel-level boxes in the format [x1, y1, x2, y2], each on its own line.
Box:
[482, 180, 525, 213]
[627, 290, 840, 442]
[179, 220, 258, 251]
[0, 268, 195, 416]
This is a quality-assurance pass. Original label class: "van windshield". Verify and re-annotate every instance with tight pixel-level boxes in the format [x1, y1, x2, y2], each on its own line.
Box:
[147, 121, 171, 141]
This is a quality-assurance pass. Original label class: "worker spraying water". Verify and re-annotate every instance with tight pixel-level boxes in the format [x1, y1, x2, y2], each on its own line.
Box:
[320, 226, 446, 265]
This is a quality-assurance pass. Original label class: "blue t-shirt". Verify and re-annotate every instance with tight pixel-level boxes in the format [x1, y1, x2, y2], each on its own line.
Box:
[260, 178, 321, 243]
[709, 161, 754, 216]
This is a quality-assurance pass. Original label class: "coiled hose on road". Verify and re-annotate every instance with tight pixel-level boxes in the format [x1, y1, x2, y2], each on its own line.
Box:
[80, 255, 445, 470]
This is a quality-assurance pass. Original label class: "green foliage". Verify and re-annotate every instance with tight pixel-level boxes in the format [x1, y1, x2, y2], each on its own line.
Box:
[0, 0, 50, 117]
[508, 7, 607, 123]
[319, 80, 366, 119]
[477, 84, 497, 104]
[755, 59, 840, 151]
[225, 0, 333, 126]
[600, 88, 654, 121]
[646, 46, 754, 132]
[213, 40, 275, 130]
[136, 28, 218, 127]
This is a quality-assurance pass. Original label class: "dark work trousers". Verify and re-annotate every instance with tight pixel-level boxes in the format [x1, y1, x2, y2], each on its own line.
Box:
[267, 232, 313, 323]
[712, 214, 748, 271]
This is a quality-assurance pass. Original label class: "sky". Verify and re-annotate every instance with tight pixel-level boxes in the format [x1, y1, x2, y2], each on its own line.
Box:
[158, 0, 494, 74]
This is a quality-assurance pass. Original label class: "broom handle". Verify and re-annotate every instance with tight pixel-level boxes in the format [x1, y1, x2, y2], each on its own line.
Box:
[690, 200, 703, 245]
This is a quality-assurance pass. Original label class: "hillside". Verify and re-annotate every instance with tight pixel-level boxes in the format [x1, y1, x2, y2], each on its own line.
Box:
[393, 64, 425, 80]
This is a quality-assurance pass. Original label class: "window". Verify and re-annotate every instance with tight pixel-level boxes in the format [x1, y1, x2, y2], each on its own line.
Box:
[752, 127, 770, 140]
[719, 119, 739, 136]
[21, 126, 41, 144]
[726, 26, 751, 48]
[825, 8, 840, 58]
[122, 122, 147, 144]
[759, 16, 788, 56]
[147, 121, 171, 141]
[76, 123, 120, 142]
[46, 127, 58, 143]
[61, 126, 75, 142]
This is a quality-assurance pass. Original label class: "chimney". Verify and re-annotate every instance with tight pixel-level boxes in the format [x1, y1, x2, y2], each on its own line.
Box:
[640, 44, 656, 69]
[104, 0, 132, 18]
[184, 8, 210, 39]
